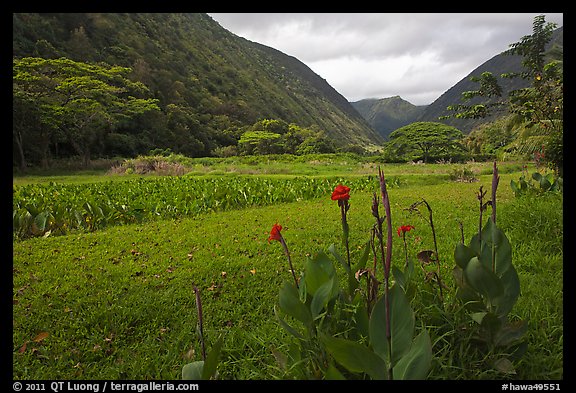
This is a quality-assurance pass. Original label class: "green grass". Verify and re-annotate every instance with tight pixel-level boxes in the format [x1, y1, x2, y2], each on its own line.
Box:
[12, 161, 562, 380]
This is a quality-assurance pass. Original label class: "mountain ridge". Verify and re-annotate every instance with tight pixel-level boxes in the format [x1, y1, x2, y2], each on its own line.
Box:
[350, 96, 427, 140]
[352, 26, 563, 136]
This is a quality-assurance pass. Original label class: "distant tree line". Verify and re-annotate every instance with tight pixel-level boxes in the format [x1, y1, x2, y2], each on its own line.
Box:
[12, 57, 345, 170]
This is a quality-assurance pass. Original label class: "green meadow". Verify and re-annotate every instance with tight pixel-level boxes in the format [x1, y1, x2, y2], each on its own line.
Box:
[12, 157, 562, 380]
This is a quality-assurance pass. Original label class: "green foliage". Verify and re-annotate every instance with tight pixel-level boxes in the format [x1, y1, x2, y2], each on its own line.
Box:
[12, 163, 562, 379]
[510, 170, 561, 197]
[12, 13, 382, 168]
[443, 15, 563, 174]
[12, 175, 389, 239]
[13, 56, 159, 168]
[182, 335, 224, 380]
[384, 122, 466, 163]
[452, 169, 526, 373]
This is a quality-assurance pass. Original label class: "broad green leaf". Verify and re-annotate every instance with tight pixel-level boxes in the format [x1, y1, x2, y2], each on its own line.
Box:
[454, 243, 477, 270]
[354, 241, 371, 271]
[531, 172, 542, 182]
[325, 363, 346, 380]
[369, 285, 414, 366]
[471, 312, 488, 325]
[494, 320, 528, 347]
[182, 361, 204, 380]
[480, 219, 513, 276]
[463, 257, 504, 304]
[278, 282, 312, 325]
[393, 329, 432, 380]
[304, 252, 336, 295]
[274, 305, 304, 339]
[495, 266, 521, 317]
[328, 243, 350, 274]
[321, 334, 388, 380]
[201, 334, 224, 380]
[310, 276, 338, 318]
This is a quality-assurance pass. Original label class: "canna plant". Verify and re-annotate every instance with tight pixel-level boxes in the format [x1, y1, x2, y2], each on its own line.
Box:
[272, 169, 432, 380]
[453, 162, 527, 373]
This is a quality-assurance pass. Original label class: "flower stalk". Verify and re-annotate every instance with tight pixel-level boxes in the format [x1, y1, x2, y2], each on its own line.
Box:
[193, 285, 206, 361]
[378, 166, 394, 379]
[269, 223, 299, 288]
[332, 184, 351, 268]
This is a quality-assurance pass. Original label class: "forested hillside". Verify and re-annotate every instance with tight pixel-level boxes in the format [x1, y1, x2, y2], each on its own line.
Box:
[13, 13, 382, 168]
[418, 26, 563, 133]
[351, 96, 427, 140]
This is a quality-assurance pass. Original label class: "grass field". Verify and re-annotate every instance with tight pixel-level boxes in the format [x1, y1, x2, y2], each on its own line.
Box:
[12, 158, 563, 380]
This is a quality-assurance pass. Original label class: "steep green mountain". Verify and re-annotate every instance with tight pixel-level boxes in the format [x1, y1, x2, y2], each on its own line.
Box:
[351, 26, 563, 137]
[351, 96, 427, 140]
[12, 13, 382, 161]
[417, 26, 563, 133]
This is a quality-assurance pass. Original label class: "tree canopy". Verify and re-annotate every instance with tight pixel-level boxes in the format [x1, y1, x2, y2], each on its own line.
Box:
[13, 57, 159, 168]
[384, 122, 466, 163]
[442, 15, 563, 174]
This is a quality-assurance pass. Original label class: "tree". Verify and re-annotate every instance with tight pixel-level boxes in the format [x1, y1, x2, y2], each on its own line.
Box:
[385, 122, 466, 163]
[13, 57, 160, 167]
[443, 15, 562, 174]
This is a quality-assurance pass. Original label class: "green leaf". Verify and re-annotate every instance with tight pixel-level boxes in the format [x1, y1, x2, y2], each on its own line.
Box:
[454, 243, 477, 270]
[328, 244, 350, 274]
[393, 329, 432, 380]
[493, 357, 516, 374]
[274, 305, 304, 339]
[369, 285, 415, 366]
[463, 257, 504, 304]
[310, 276, 339, 319]
[325, 363, 346, 380]
[494, 320, 528, 347]
[480, 219, 513, 276]
[201, 334, 224, 380]
[304, 252, 336, 296]
[471, 312, 488, 325]
[321, 334, 388, 380]
[182, 361, 204, 380]
[495, 266, 521, 317]
[354, 241, 371, 271]
[278, 282, 312, 325]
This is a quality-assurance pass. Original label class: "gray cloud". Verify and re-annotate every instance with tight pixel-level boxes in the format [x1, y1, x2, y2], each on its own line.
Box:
[209, 13, 563, 105]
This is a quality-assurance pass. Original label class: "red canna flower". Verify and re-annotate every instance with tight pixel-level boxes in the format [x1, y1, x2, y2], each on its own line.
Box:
[268, 223, 283, 243]
[397, 225, 415, 237]
[331, 184, 351, 201]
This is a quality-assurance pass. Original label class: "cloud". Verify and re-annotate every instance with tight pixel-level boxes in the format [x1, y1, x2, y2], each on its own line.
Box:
[209, 13, 563, 105]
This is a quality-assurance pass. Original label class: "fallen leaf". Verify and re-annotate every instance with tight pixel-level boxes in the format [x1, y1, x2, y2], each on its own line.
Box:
[221, 271, 227, 278]
[250, 268, 256, 275]
[18, 341, 27, 353]
[33, 332, 49, 342]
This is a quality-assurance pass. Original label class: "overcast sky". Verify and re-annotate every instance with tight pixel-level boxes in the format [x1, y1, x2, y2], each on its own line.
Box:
[208, 13, 563, 106]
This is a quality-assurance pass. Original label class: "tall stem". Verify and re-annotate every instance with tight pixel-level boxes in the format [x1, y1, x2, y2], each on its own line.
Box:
[491, 161, 500, 273]
[280, 236, 299, 289]
[339, 201, 351, 269]
[379, 166, 394, 380]
[193, 285, 206, 361]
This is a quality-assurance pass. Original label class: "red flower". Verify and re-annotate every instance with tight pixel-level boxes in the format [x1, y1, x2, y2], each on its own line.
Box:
[331, 184, 351, 201]
[268, 223, 283, 243]
[397, 225, 415, 237]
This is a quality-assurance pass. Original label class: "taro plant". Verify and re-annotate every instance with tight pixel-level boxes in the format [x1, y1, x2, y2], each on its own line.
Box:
[453, 162, 527, 374]
[271, 169, 432, 380]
